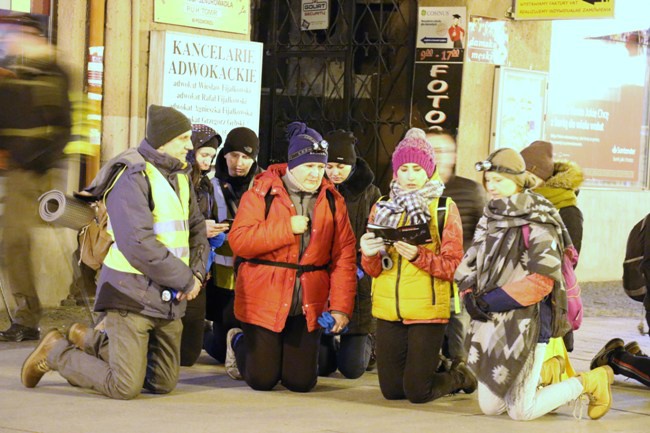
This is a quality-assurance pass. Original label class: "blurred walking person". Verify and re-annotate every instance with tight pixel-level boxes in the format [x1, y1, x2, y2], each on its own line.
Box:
[0, 15, 71, 342]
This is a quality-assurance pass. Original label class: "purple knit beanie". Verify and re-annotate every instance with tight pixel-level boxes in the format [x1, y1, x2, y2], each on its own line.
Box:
[392, 133, 436, 178]
[286, 121, 328, 170]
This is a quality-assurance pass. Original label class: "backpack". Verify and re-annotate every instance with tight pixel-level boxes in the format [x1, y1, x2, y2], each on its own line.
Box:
[522, 224, 583, 331]
[623, 214, 649, 302]
[77, 167, 152, 270]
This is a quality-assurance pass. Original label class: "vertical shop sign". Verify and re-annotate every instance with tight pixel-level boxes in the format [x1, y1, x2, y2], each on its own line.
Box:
[148, 31, 263, 136]
[301, 0, 329, 31]
[411, 7, 466, 132]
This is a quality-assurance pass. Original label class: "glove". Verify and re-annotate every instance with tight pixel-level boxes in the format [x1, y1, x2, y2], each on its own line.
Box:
[209, 232, 226, 249]
[464, 293, 491, 322]
[317, 311, 349, 334]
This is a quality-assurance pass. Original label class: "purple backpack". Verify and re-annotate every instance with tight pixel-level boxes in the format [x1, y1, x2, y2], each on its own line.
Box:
[522, 224, 583, 331]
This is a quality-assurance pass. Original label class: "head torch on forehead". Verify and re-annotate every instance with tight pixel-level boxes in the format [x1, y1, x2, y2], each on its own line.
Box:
[288, 134, 329, 161]
[474, 151, 525, 175]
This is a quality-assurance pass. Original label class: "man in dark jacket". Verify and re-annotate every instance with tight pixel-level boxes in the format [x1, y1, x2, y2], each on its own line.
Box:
[203, 126, 263, 363]
[426, 130, 486, 367]
[320, 129, 381, 378]
[0, 15, 71, 342]
[20, 105, 209, 399]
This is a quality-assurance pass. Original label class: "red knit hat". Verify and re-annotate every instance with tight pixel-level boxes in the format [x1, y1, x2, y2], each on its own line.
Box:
[392, 135, 436, 178]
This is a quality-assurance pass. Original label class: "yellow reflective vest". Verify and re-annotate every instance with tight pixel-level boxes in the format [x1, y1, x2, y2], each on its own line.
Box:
[371, 197, 452, 322]
[104, 162, 190, 274]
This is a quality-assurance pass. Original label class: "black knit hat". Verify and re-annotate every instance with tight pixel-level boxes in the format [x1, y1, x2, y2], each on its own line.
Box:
[191, 124, 222, 150]
[324, 130, 357, 165]
[146, 105, 192, 149]
[222, 127, 259, 158]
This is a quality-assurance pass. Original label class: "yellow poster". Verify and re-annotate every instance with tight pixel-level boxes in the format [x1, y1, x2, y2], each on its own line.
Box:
[514, 0, 615, 20]
[154, 0, 249, 35]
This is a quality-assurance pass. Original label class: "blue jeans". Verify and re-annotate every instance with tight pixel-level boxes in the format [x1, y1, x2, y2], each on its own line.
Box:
[318, 333, 371, 379]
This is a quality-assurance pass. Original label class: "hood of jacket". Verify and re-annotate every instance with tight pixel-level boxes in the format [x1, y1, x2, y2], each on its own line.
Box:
[335, 157, 375, 199]
[544, 161, 584, 191]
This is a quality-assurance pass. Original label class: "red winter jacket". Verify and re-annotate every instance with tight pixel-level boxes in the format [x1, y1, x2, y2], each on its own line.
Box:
[229, 164, 357, 332]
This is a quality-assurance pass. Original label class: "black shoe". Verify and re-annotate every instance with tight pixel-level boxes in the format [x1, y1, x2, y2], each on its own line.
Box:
[590, 338, 624, 370]
[0, 323, 40, 342]
[451, 361, 477, 394]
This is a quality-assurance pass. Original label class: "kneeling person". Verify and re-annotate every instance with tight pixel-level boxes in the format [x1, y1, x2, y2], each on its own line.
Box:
[21, 105, 209, 399]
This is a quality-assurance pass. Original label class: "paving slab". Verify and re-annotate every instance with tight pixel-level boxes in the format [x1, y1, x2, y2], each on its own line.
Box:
[0, 316, 648, 433]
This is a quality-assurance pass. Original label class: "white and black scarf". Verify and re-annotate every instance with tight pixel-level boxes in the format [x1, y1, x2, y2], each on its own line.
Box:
[373, 179, 444, 227]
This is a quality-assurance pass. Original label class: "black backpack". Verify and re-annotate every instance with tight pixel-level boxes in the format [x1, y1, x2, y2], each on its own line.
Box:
[623, 214, 649, 302]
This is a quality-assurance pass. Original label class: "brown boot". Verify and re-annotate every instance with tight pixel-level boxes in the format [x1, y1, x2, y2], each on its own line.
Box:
[21, 329, 65, 388]
[67, 323, 90, 349]
[579, 365, 615, 420]
[539, 355, 566, 387]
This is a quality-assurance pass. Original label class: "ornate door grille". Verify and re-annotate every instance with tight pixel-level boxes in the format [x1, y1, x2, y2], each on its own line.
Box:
[254, 0, 416, 190]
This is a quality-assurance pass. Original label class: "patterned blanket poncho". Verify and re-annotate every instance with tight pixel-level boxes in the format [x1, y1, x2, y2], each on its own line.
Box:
[454, 190, 571, 397]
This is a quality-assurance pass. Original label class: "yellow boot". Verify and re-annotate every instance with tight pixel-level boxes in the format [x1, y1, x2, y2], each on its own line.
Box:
[579, 365, 615, 420]
[539, 355, 566, 387]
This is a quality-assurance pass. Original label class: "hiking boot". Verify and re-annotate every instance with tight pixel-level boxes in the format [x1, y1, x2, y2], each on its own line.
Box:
[579, 365, 614, 420]
[590, 338, 624, 370]
[225, 328, 243, 380]
[624, 341, 647, 357]
[0, 323, 40, 342]
[66, 323, 89, 349]
[539, 355, 566, 387]
[21, 329, 64, 388]
[450, 361, 477, 394]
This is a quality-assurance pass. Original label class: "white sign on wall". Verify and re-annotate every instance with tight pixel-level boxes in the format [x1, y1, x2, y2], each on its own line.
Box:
[149, 31, 263, 136]
[301, 0, 329, 31]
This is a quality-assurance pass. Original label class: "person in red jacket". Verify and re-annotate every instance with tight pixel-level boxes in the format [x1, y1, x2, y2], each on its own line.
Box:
[226, 121, 357, 392]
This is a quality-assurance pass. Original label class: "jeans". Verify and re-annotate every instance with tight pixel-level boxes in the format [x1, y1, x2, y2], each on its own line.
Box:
[318, 333, 371, 379]
[48, 309, 182, 399]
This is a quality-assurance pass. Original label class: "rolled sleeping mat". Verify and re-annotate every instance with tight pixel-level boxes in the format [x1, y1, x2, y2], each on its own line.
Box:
[38, 190, 95, 231]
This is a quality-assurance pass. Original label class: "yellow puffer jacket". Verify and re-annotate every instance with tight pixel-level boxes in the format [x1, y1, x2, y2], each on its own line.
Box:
[371, 197, 453, 322]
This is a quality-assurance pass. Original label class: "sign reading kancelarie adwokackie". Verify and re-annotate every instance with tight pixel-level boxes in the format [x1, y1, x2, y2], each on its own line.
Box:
[149, 31, 263, 136]
[514, 0, 615, 20]
[154, 0, 250, 35]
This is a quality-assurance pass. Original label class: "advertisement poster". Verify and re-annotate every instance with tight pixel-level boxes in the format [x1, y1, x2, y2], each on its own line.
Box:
[411, 7, 466, 133]
[154, 0, 250, 35]
[513, 0, 615, 20]
[466, 16, 508, 65]
[301, 0, 329, 31]
[149, 32, 263, 135]
[490, 67, 548, 152]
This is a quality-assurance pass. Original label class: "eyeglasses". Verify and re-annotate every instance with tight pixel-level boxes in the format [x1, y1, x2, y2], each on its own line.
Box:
[288, 134, 329, 161]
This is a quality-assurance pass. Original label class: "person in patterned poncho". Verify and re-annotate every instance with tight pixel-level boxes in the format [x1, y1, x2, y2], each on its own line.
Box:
[455, 148, 614, 421]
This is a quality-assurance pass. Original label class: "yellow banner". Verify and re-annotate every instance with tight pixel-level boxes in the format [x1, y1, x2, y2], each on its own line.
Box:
[154, 0, 249, 35]
[514, 0, 615, 20]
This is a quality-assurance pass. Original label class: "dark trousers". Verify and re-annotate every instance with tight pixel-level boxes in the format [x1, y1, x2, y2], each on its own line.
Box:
[375, 319, 459, 403]
[179, 285, 207, 366]
[611, 349, 650, 387]
[234, 315, 321, 392]
[203, 287, 239, 363]
[318, 333, 371, 379]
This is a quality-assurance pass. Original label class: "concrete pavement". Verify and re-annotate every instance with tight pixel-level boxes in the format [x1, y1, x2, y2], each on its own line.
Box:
[0, 316, 649, 433]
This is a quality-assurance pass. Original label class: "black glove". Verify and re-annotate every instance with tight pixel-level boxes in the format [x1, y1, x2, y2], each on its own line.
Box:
[464, 293, 491, 322]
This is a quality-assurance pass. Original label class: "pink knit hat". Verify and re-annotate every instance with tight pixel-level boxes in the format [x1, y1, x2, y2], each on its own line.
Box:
[392, 134, 436, 178]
